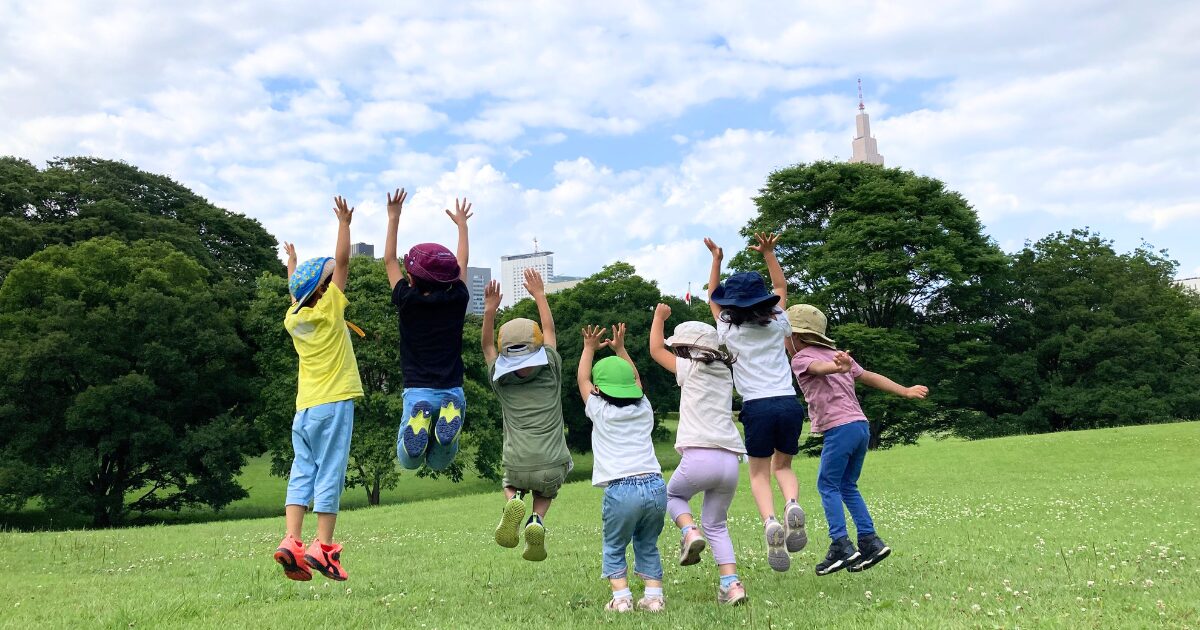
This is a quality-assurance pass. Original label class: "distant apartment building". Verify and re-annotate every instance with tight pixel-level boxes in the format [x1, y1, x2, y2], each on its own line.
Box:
[350, 242, 375, 258]
[1176, 277, 1200, 294]
[466, 267, 492, 315]
[500, 250, 554, 307]
[545, 276, 583, 294]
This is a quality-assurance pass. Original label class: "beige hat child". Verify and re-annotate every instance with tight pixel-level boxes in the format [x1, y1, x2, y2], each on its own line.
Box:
[665, 321, 720, 351]
[785, 304, 837, 350]
[493, 318, 549, 380]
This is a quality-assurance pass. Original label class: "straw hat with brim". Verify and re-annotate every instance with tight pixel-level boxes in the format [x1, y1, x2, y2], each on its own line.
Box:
[666, 321, 720, 351]
[404, 243, 460, 283]
[289, 257, 335, 314]
[493, 318, 549, 380]
[592, 356, 643, 398]
[785, 304, 837, 349]
[710, 272, 780, 309]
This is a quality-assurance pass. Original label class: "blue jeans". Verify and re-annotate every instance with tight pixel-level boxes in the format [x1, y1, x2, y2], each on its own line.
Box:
[601, 474, 667, 580]
[286, 399, 355, 513]
[396, 387, 463, 471]
[817, 420, 876, 541]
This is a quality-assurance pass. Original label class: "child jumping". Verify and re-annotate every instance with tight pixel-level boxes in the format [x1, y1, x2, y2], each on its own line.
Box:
[648, 303, 748, 606]
[705, 233, 808, 573]
[481, 269, 573, 562]
[786, 304, 928, 575]
[274, 196, 363, 582]
[383, 188, 473, 471]
[578, 323, 666, 613]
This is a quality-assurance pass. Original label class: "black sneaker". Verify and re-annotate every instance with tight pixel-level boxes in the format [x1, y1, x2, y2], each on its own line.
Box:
[848, 534, 891, 572]
[814, 537, 860, 576]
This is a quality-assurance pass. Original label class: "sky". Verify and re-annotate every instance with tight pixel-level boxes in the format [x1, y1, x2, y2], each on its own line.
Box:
[2, 0, 1198, 302]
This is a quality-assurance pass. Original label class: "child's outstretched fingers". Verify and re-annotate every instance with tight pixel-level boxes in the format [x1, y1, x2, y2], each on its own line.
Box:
[333, 196, 355, 224]
[386, 188, 407, 218]
[704, 237, 723, 259]
[445, 197, 474, 225]
[483, 280, 502, 311]
[748, 232, 779, 252]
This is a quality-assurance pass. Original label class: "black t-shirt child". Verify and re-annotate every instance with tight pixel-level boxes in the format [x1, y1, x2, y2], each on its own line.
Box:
[391, 279, 469, 389]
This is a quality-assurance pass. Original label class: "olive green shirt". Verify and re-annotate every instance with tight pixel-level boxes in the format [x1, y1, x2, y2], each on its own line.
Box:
[488, 346, 572, 472]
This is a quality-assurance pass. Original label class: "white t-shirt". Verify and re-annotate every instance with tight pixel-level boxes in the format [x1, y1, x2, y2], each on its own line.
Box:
[674, 357, 746, 454]
[716, 307, 796, 401]
[585, 395, 662, 487]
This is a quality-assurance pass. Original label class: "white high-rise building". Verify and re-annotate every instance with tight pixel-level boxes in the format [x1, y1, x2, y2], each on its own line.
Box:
[850, 78, 884, 166]
[500, 249, 554, 307]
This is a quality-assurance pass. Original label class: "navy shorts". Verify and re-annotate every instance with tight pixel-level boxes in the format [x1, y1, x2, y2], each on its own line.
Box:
[739, 395, 806, 458]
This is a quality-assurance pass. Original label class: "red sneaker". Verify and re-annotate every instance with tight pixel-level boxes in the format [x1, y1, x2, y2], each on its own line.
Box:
[305, 540, 348, 581]
[274, 535, 311, 581]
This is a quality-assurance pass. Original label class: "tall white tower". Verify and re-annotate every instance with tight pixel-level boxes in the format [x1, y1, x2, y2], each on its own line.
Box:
[500, 240, 554, 307]
[850, 78, 884, 166]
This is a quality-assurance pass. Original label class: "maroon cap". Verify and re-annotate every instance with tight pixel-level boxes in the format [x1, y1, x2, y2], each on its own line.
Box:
[404, 243, 460, 283]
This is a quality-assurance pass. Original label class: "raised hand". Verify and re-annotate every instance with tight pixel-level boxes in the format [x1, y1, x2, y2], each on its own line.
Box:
[283, 242, 297, 264]
[904, 385, 930, 400]
[523, 268, 545, 297]
[703, 237, 723, 260]
[333, 196, 354, 225]
[483, 279, 502, 313]
[445, 197, 474, 227]
[386, 188, 407, 220]
[608, 322, 628, 354]
[748, 232, 779, 253]
[653, 303, 672, 321]
[582, 324, 609, 351]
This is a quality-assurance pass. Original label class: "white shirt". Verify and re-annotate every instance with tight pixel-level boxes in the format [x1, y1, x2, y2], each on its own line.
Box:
[674, 357, 746, 454]
[716, 307, 797, 401]
[585, 396, 662, 486]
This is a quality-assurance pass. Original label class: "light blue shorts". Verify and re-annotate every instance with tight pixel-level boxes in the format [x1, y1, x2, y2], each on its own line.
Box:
[286, 399, 354, 514]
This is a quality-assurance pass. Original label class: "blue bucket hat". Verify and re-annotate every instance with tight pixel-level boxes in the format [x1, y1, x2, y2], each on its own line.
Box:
[289, 256, 335, 313]
[710, 271, 780, 309]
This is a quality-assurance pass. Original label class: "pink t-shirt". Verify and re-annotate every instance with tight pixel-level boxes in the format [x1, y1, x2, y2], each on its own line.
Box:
[790, 346, 866, 434]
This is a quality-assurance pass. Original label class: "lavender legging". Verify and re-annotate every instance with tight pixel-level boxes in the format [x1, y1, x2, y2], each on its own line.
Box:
[666, 447, 741, 566]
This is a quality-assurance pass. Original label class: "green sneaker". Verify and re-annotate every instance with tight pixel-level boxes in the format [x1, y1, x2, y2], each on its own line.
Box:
[522, 517, 547, 561]
[494, 497, 525, 548]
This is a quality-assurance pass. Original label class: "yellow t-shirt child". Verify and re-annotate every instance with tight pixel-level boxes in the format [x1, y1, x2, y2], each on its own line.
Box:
[284, 282, 364, 410]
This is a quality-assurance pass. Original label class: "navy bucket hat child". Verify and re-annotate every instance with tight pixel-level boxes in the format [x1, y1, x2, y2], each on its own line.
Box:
[710, 271, 780, 309]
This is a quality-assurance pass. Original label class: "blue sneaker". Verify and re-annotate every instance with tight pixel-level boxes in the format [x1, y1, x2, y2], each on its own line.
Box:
[402, 401, 432, 460]
[435, 398, 463, 446]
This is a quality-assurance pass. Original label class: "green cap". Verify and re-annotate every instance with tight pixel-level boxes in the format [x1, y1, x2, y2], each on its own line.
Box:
[592, 356, 644, 399]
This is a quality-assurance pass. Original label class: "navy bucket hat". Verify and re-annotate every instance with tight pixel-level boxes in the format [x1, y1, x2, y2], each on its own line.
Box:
[710, 271, 780, 309]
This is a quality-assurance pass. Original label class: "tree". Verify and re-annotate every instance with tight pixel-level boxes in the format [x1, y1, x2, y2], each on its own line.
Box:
[731, 161, 1010, 448]
[956, 230, 1200, 437]
[246, 257, 503, 505]
[0, 238, 255, 526]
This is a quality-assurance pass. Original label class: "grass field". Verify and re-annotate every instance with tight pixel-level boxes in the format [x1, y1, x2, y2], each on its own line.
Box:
[2, 422, 1197, 629]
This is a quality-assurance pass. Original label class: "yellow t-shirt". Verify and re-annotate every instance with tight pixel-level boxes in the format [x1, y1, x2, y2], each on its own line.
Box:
[284, 283, 364, 411]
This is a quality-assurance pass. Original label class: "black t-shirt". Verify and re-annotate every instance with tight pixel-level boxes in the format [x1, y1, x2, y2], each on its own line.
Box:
[392, 279, 469, 389]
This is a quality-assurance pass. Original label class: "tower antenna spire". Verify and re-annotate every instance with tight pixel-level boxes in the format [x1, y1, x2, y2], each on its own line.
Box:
[533, 236, 539, 253]
[858, 77, 865, 112]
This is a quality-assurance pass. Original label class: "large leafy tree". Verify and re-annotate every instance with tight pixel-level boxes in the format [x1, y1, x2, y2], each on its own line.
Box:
[731, 161, 1010, 448]
[0, 238, 254, 526]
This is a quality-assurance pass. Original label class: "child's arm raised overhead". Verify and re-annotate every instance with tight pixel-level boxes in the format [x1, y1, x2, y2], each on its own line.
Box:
[481, 279, 501, 364]
[648, 303, 677, 373]
[607, 322, 642, 390]
[283, 242, 298, 302]
[857, 366, 929, 400]
[577, 325, 608, 403]
[704, 237, 724, 322]
[383, 188, 406, 289]
[524, 268, 556, 350]
[749, 232, 786, 305]
[331, 196, 354, 291]
[445, 197, 473, 282]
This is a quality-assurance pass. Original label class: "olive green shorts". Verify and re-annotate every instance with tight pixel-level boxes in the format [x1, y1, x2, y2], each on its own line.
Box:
[503, 461, 573, 500]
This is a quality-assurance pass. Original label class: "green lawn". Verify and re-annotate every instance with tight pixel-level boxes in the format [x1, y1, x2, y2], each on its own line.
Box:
[2, 422, 1198, 628]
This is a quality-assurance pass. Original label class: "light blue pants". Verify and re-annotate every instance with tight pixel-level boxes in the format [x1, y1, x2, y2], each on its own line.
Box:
[286, 399, 354, 513]
[601, 474, 667, 580]
[818, 420, 876, 541]
[396, 387, 463, 471]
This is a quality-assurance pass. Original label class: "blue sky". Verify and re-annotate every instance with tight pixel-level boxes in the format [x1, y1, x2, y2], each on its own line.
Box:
[2, 0, 1198, 304]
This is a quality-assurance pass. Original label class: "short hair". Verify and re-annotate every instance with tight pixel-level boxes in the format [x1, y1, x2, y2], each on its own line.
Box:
[301, 276, 333, 309]
[596, 390, 643, 408]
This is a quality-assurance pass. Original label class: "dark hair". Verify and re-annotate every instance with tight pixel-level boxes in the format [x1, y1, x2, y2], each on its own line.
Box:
[673, 345, 736, 367]
[412, 275, 454, 293]
[719, 301, 777, 327]
[596, 390, 643, 408]
[301, 276, 333, 309]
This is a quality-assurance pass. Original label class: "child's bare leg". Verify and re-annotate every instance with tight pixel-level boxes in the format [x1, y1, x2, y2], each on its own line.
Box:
[315, 512, 337, 545]
[285, 504, 306, 540]
[531, 495, 552, 519]
[747, 456, 777, 519]
[718, 563, 737, 576]
[504, 486, 519, 500]
[643, 578, 663, 589]
[771, 451, 799, 503]
[674, 513, 695, 528]
[609, 576, 629, 592]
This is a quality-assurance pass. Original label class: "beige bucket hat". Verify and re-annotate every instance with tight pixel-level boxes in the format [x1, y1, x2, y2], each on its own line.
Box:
[785, 304, 837, 349]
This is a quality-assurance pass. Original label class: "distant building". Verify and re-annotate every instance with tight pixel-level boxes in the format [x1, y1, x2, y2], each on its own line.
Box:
[850, 78, 884, 166]
[501, 248, 554, 307]
[545, 278, 583, 294]
[1176, 277, 1200, 294]
[350, 242, 375, 258]
[466, 267, 492, 315]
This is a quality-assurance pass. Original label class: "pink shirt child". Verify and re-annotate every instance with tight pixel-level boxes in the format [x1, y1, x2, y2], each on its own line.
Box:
[790, 345, 866, 434]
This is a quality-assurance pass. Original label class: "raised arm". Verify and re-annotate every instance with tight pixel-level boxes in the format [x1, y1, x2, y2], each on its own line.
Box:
[649, 303, 677, 373]
[858, 370, 929, 399]
[384, 188, 406, 289]
[577, 325, 608, 403]
[481, 279, 501, 364]
[749, 232, 786, 304]
[331, 196, 354, 291]
[523, 268, 556, 349]
[607, 322, 642, 390]
[283, 242, 298, 302]
[445, 197, 473, 282]
[704, 237, 724, 321]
